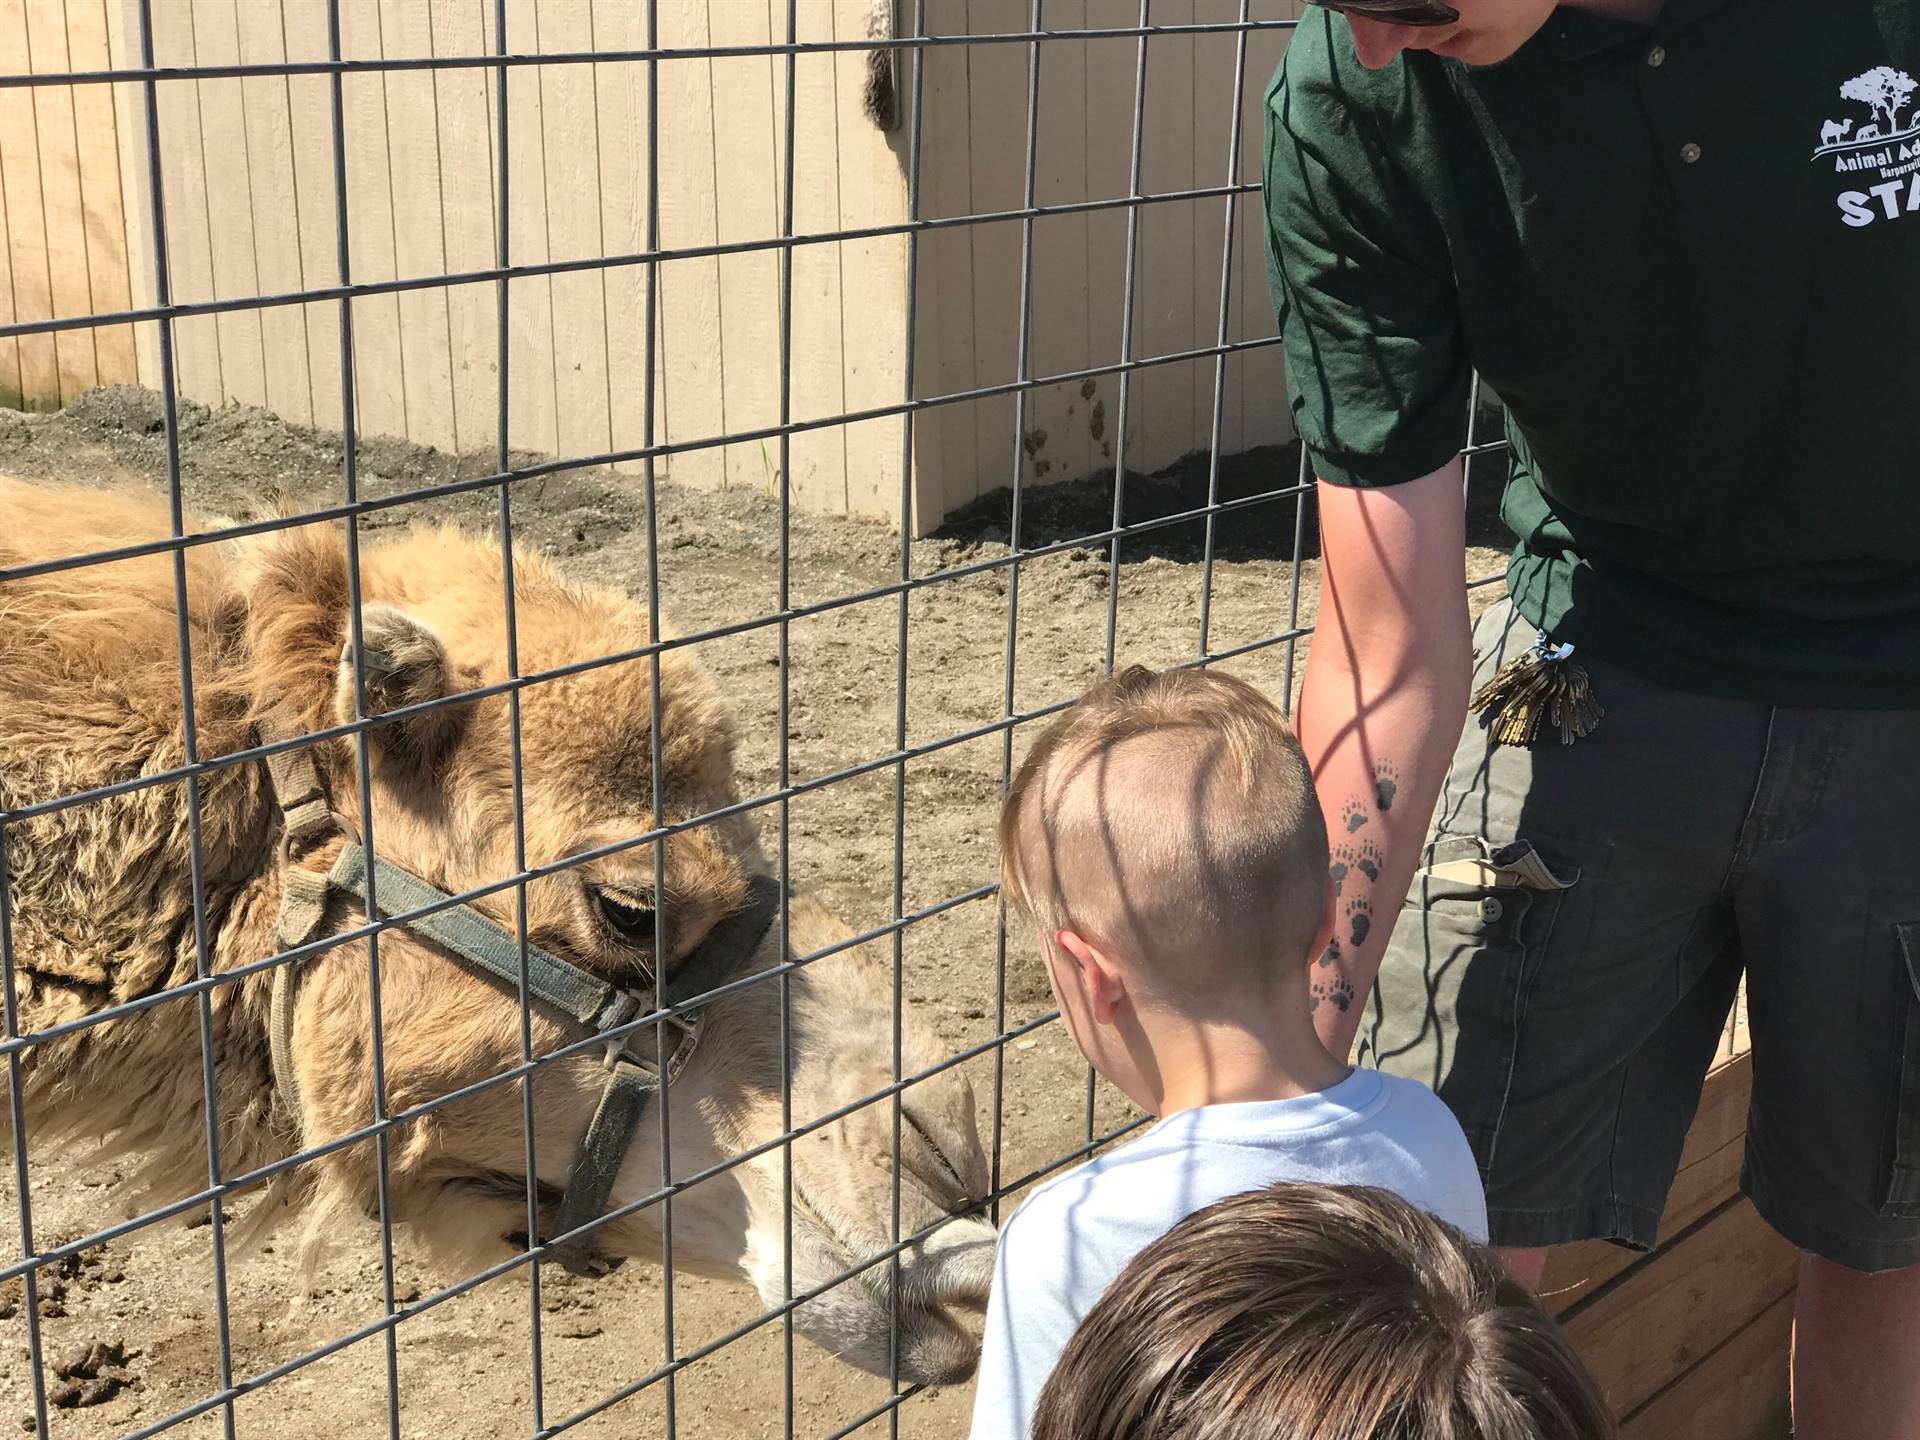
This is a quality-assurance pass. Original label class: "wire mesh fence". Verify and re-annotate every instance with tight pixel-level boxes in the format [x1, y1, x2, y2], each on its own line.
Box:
[1, 4, 1511, 1439]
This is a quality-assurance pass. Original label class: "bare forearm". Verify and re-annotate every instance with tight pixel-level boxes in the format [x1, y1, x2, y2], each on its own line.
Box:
[1297, 629, 1468, 1058]
[1296, 468, 1473, 1061]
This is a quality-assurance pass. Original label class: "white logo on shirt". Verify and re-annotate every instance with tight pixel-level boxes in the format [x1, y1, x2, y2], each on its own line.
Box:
[1814, 65, 1920, 227]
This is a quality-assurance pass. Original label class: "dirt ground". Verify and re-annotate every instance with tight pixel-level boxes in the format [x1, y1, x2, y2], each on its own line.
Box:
[0, 388, 1510, 1440]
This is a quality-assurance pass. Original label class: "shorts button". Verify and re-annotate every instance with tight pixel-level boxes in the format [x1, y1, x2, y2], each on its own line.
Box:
[1480, 897, 1505, 923]
[1680, 141, 1702, 164]
[1646, 44, 1666, 67]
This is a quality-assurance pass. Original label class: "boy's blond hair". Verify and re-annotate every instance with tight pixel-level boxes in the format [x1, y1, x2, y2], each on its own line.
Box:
[998, 665, 1328, 990]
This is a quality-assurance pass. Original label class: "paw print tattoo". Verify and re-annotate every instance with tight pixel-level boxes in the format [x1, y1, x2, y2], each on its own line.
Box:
[1373, 762, 1401, 814]
[1309, 976, 1355, 1013]
[1328, 840, 1381, 898]
[1345, 896, 1374, 948]
[1339, 798, 1370, 834]
[1317, 937, 1342, 969]
[1330, 839, 1381, 893]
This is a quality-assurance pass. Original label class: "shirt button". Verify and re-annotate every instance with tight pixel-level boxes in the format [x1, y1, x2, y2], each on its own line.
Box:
[1680, 141, 1702, 164]
[1646, 44, 1666, 66]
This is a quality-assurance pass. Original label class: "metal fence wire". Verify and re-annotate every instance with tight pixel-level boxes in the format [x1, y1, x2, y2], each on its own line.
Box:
[0, 5, 1510, 1439]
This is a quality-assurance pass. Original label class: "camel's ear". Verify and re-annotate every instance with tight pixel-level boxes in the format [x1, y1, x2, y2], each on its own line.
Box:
[335, 604, 463, 761]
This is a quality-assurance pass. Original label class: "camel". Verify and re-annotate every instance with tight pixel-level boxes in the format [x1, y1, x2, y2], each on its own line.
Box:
[1822, 117, 1854, 147]
[0, 477, 996, 1385]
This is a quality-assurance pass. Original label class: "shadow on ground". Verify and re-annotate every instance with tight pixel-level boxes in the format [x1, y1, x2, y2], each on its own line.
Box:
[932, 411, 1514, 564]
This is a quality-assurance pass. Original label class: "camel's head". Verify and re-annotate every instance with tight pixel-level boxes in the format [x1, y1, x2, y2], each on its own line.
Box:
[241, 521, 995, 1384]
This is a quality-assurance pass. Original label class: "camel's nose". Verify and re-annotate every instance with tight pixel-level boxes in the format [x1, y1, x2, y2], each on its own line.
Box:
[893, 1214, 998, 1312]
[880, 1216, 998, 1387]
[772, 1209, 997, 1386]
[897, 1302, 982, 1387]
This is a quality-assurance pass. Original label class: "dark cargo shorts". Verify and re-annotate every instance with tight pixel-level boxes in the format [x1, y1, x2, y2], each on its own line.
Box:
[1360, 597, 1920, 1273]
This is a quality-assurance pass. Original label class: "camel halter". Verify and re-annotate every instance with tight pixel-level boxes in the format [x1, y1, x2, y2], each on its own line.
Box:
[254, 708, 781, 1277]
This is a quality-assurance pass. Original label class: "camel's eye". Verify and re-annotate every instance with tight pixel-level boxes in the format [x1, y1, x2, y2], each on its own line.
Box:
[594, 891, 656, 949]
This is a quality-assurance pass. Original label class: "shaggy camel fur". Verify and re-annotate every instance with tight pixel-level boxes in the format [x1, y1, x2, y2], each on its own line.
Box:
[0, 477, 995, 1383]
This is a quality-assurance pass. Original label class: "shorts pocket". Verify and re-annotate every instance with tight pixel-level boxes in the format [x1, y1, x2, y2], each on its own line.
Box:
[1880, 922, 1920, 1216]
[1364, 835, 1581, 1172]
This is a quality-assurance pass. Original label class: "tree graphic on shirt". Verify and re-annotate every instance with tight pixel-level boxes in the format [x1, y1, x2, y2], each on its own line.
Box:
[1841, 66, 1918, 139]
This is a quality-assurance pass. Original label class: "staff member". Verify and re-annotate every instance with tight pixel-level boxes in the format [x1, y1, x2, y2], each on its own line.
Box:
[1262, 2, 1920, 1435]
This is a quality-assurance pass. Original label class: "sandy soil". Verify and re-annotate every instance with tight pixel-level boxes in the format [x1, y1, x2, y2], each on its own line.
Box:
[0, 388, 1509, 1440]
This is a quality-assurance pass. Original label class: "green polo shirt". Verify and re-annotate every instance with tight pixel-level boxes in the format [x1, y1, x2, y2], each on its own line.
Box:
[1264, 1, 1920, 708]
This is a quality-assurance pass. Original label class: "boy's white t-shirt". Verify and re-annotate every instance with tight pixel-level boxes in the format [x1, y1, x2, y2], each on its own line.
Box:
[965, 1067, 1488, 1440]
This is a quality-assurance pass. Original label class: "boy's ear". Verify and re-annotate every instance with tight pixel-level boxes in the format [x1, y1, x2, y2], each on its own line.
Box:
[1054, 927, 1127, 1025]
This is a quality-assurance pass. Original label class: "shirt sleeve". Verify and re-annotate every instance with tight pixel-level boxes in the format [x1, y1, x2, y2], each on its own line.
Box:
[1381, 1075, 1492, 1244]
[965, 1199, 1082, 1440]
[1262, 14, 1471, 488]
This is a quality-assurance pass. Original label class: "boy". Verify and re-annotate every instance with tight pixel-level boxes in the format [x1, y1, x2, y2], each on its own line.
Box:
[968, 665, 1487, 1440]
[1031, 1182, 1613, 1440]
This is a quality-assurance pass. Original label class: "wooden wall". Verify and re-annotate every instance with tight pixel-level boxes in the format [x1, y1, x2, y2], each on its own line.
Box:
[911, 0, 1299, 525]
[0, 0, 138, 412]
[93, 0, 912, 514]
[0, 1, 1298, 531]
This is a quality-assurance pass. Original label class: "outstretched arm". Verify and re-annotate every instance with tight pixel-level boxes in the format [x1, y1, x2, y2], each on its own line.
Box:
[1296, 461, 1471, 1061]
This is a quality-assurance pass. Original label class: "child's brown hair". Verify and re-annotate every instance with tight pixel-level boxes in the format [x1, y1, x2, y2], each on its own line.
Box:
[998, 664, 1328, 985]
[1031, 1182, 1615, 1440]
